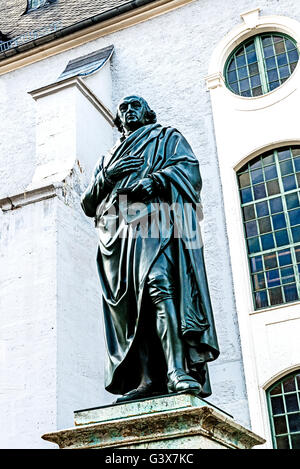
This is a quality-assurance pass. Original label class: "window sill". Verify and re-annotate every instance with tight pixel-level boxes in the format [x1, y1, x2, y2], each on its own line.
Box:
[249, 298, 300, 315]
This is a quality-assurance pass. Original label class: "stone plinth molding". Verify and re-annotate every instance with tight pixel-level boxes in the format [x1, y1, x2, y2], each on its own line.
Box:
[42, 394, 265, 449]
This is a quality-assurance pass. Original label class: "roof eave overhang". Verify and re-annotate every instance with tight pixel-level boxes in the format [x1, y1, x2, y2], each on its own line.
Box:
[0, 0, 195, 75]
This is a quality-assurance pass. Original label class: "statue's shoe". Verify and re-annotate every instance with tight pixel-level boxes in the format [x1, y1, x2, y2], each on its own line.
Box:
[114, 383, 158, 404]
[167, 368, 202, 394]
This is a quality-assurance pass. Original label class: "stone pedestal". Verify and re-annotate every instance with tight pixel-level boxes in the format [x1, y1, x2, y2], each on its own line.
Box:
[42, 393, 265, 449]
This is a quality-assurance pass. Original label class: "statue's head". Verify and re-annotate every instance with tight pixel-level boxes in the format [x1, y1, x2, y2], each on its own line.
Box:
[114, 95, 157, 134]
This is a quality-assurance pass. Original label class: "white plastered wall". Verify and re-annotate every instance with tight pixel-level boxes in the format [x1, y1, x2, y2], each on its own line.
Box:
[206, 8, 300, 448]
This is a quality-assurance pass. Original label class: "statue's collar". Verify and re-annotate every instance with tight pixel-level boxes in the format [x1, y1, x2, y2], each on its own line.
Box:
[114, 123, 161, 149]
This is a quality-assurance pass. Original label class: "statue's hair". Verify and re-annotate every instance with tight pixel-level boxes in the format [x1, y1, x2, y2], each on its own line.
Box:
[114, 96, 157, 134]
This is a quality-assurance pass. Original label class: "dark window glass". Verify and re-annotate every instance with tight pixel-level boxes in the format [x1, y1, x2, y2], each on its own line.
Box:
[283, 175, 297, 191]
[292, 226, 300, 243]
[245, 221, 258, 237]
[278, 149, 291, 161]
[247, 237, 260, 253]
[291, 434, 300, 449]
[269, 287, 283, 305]
[256, 201, 269, 217]
[255, 290, 268, 308]
[270, 197, 283, 214]
[251, 168, 264, 184]
[250, 255, 263, 273]
[262, 153, 275, 165]
[243, 204, 256, 220]
[258, 217, 271, 234]
[294, 157, 300, 172]
[272, 213, 286, 230]
[278, 249, 292, 266]
[285, 394, 299, 413]
[253, 272, 265, 290]
[281, 267, 295, 285]
[288, 414, 300, 433]
[253, 184, 266, 200]
[241, 187, 253, 203]
[270, 383, 282, 395]
[283, 284, 298, 302]
[271, 396, 285, 415]
[286, 193, 299, 209]
[274, 416, 288, 434]
[275, 229, 289, 247]
[267, 180, 280, 196]
[239, 172, 250, 188]
[280, 160, 294, 176]
[288, 208, 300, 226]
[266, 269, 280, 288]
[265, 165, 277, 180]
[276, 435, 290, 449]
[264, 253, 277, 269]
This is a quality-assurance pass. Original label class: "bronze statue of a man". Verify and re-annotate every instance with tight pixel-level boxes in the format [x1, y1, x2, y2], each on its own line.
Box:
[81, 95, 219, 402]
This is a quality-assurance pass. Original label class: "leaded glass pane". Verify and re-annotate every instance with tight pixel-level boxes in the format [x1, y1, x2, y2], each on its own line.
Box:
[291, 434, 300, 449]
[256, 201, 269, 217]
[238, 172, 250, 188]
[264, 253, 277, 270]
[245, 220, 258, 237]
[269, 287, 283, 305]
[250, 255, 263, 273]
[267, 180, 280, 196]
[292, 226, 300, 243]
[288, 414, 300, 433]
[265, 164, 277, 180]
[226, 33, 299, 96]
[276, 435, 290, 449]
[253, 183, 266, 199]
[254, 290, 268, 308]
[271, 396, 285, 415]
[285, 394, 299, 413]
[286, 193, 299, 209]
[243, 204, 255, 220]
[237, 146, 300, 310]
[274, 416, 288, 434]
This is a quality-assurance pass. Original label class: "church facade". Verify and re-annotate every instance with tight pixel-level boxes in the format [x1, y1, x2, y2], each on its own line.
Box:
[0, 0, 300, 449]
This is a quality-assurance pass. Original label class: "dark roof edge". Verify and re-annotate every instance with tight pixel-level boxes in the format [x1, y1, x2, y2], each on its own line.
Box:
[0, 0, 157, 62]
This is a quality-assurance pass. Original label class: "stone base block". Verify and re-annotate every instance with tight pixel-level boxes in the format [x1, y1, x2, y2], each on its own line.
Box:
[42, 393, 265, 449]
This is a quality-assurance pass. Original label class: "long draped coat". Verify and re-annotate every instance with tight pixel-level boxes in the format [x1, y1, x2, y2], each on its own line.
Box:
[81, 123, 219, 396]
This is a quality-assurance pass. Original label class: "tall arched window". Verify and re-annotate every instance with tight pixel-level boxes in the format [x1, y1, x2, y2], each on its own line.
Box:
[267, 371, 300, 449]
[237, 146, 300, 310]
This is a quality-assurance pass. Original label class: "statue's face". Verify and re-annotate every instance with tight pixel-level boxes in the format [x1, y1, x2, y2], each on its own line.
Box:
[117, 96, 147, 132]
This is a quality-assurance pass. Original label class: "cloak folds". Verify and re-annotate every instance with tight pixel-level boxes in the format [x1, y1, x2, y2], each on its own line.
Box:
[81, 123, 219, 397]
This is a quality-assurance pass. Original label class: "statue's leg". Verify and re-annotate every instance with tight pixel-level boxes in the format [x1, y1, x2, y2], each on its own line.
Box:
[147, 250, 202, 395]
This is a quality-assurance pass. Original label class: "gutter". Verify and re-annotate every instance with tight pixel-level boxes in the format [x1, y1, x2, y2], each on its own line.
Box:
[0, 0, 157, 61]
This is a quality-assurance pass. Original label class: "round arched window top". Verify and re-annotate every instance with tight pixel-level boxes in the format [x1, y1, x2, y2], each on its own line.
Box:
[266, 370, 300, 449]
[225, 33, 299, 97]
